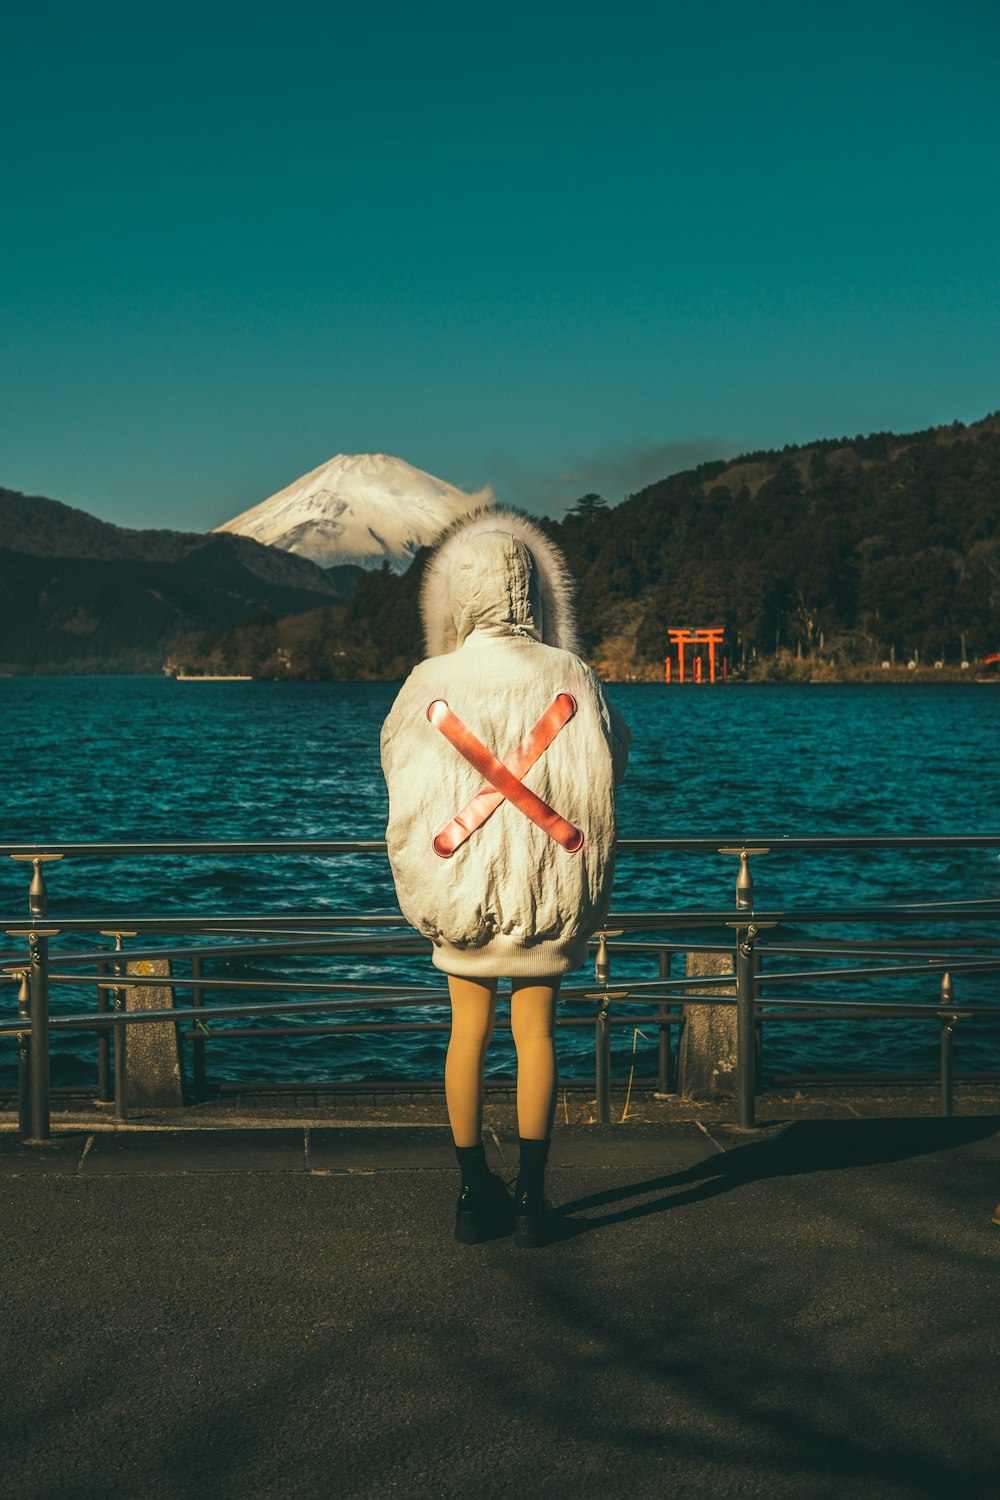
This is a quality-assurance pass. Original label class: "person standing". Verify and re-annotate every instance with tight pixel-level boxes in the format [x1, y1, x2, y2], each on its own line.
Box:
[380, 509, 629, 1245]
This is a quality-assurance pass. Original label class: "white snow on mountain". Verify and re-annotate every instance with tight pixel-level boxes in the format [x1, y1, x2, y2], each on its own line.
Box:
[214, 454, 495, 572]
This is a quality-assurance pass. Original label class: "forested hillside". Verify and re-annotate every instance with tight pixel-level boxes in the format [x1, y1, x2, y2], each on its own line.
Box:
[0, 490, 355, 673]
[168, 413, 1000, 681]
[555, 412, 1000, 673]
[166, 561, 425, 680]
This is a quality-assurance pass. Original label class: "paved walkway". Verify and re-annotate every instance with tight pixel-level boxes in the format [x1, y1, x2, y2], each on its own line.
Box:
[1, 1115, 998, 1500]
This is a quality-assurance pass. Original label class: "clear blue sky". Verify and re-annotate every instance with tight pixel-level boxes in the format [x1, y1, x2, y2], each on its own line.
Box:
[3, 0, 998, 531]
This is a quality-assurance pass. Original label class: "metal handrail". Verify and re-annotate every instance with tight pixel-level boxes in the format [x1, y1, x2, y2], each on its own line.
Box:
[24, 951, 1000, 994]
[6, 991, 998, 1036]
[3, 900, 999, 938]
[4, 835, 999, 1140]
[2, 833, 999, 856]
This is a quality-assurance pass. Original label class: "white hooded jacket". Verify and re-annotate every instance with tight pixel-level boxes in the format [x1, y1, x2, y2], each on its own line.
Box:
[380, 510, 630, 978]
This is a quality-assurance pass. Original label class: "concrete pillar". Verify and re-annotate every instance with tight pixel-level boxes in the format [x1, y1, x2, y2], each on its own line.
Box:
[125, 959, 183, 1108]
[676, 949, 736, 1098]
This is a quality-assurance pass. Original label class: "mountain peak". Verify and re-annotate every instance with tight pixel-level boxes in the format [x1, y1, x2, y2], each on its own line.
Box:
[215, 453, 495, 571]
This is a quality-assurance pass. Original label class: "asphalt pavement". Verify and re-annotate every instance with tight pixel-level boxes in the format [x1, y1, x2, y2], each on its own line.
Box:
[1, 1115, 998, 1500]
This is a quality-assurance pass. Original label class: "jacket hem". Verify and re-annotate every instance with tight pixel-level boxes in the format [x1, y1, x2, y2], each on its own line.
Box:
[431, 931, 591, 980]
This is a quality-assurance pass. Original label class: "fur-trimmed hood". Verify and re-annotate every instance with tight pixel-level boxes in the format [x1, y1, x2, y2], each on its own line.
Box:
[419, 507, 578, 657]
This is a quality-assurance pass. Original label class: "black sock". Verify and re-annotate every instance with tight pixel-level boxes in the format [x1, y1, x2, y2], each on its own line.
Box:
[455, 1142, 490, 1189]
[516, 1136, 550, 1199]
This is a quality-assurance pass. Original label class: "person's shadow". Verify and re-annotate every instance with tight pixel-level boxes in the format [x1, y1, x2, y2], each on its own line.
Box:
[547, 1115, 1000, 1241]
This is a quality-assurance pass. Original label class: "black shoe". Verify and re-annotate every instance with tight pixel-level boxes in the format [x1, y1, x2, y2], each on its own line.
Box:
[454, 1173, 514, 1244]
[512, 1188, 551, 1249]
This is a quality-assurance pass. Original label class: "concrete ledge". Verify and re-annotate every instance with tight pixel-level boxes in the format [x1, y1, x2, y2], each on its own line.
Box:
[0, 1133, 90, 1175]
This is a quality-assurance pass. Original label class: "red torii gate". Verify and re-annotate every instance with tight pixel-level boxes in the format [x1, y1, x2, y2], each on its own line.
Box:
[665, 626, 725, 684]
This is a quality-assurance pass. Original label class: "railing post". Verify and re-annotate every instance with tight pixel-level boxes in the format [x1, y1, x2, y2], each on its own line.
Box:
[752, 943, 764, 1093]
[595, 932, 612, 1124]
[735, 850, 756, 1129]
[939, 971, 955, 1118]
[96, 956, 111, 1102]
[27, 928, 52, 1141]
[656, 949, 673, 1094]
[191, 953, 206, 1103]
[16, 969, 31, 1137]
[27, 857, 56, 1143]
[101, 931, 136, 1121]
[587, 924, 626, 1128]
[26, 930, 52, 1142]
[718, 844, 770, 1122]
[587, 931, 624, 1125]
[114, 939, 128, 1121]
[8, 853, 62, 1142]
[596, 996, 612, 1125]
[735, 926, 757, 1129]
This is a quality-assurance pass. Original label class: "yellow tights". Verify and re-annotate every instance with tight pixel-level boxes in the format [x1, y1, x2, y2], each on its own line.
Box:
[445, 975, 560, 1147]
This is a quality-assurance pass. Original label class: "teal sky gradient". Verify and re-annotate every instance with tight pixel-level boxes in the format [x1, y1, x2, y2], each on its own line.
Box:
[3, 0, 999, 530]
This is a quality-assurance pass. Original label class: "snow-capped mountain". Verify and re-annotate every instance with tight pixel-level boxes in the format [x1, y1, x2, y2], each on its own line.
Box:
[214, 454, 495, 572]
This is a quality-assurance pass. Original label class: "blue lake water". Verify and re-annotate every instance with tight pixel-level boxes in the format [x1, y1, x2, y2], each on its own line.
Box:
[1, 677, 997, 1088]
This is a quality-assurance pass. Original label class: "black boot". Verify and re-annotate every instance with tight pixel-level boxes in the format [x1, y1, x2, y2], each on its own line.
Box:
[454, 1142, 513, 1244]
[513, 1136, 551, 1248]
[512, 1186, 550, 1248]
[454, 1173, 514, 1244]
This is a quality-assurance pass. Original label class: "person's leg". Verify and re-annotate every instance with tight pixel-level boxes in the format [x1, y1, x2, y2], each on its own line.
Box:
[446, 976, 508, 1243]
[510, 979, 560, 1245]
[510, 978, 560, 1142]
[446, 974, 497, 1147]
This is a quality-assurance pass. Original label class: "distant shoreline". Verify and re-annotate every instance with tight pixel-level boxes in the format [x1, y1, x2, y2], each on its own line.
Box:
[1, 666, 997, 686]
[598, 668, 1000, 686]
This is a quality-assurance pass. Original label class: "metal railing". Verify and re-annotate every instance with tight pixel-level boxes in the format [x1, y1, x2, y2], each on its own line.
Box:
[2, 836, 999, 1142]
